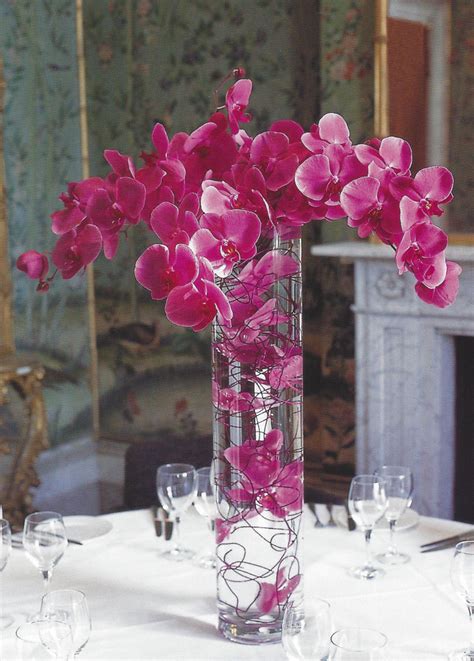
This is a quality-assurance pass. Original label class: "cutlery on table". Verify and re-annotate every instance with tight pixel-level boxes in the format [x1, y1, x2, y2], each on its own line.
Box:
[11, 533, 83, 547]
[420, 529, 474, 553]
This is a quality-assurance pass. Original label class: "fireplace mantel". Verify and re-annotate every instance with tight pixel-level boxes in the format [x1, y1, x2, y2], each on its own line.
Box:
[311, 242, 474, 518]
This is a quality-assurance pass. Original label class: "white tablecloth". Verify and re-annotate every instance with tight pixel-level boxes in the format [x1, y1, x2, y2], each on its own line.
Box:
[0, 507, 471, 660]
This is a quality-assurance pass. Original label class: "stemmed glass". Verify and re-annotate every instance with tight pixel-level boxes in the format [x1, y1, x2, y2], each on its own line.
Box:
[194, 466, 218, 568]
[156, 463, 197, 561]
[0, 518, 13, 629]
[329, 628, 388, 659]
[375, 465, 413, 565]
[450, 541, 474, 661]
[40, 589, 91, 657]
[348, 475, 387, 580]
[23, 512, 68, 590]
[282, 598, 332, 660]
[16, 620, 74, 660]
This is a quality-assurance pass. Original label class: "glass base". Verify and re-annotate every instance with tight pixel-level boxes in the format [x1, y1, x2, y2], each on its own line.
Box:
[218, 614, 282, 645]
[348, 564, 385, 580]
[160, 546, 195, 562]
[449, 649, 474, 660]
[195, 552, 216, 569]
[0, 614, 14, 630]
[376, 550, 410, 565]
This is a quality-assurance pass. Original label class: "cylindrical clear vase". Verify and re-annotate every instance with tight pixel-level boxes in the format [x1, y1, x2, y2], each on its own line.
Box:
[212, 230, 304, 645]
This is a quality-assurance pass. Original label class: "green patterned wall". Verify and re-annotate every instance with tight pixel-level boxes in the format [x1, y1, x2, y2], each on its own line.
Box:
[1, 1, 93, 446]
[1, 0, 377, 480]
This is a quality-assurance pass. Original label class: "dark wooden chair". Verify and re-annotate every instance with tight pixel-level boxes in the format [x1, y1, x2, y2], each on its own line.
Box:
[122, 434, 213, 510]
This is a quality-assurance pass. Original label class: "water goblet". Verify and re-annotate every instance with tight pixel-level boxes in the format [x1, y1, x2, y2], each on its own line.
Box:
[348, 475, 387, 580]
[282, 597, 332, 660]
[23, 511, 68, 590]
[374, 465, 413, 565]
[156, 463, 197, 561]
[0, 518, 13, 629]
[16, 620, 73, 660]
[194, 466, 218, 568]
[40, 589, 91, 657]
[329, 628, 388, 659]
[450, 541, 474, 660]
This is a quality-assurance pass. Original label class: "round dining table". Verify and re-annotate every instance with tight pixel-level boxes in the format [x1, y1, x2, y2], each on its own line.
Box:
[0, 506, 471, 660]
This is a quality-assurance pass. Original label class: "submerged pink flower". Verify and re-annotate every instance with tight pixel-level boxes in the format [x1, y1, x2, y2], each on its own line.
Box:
[212, 382, 264, 412]
[52, 224, 102, 279]
[135, 243, 198, 300]
[224, 429, 283, 489]
[16, 250, 49, 281]
[395, 220, 448, 288]
[256, 564, 301, 614]
[415, 261, 462, 308]
[165, 276, 232, 332]
[190, 210, 261, 277]
[268, 354, 303, 392]
[226, 79, 252, 134]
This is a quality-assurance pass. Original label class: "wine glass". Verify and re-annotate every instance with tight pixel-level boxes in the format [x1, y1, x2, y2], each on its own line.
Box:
[23, 512, 68, 589]
[40, 589, 91, 657]
[374, 465, 413, 565]
[16, 620, 74, 660]
[0, 518, 13, 629]
[450, 541, 474, 660]
[347, 475, 387, 580]
[156, 463, 197, 561]
[329, 628, 388, 659]
[282, 598, 332, 660]
[194, 466, 218, 568]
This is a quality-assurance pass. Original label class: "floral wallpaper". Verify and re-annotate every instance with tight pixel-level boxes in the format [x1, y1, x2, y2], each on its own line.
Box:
[0, 0, 93, 446]
[1, 0, 377, 496]
[449, 0, 474, 234]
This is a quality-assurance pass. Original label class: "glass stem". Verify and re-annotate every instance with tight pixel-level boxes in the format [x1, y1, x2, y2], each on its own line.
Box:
[388, 519, 397, 555]
[365, 529, 373, 568]
[468, 602, 474, 654]
[41, 570, 51, 591]
[174, 516, 181, 550]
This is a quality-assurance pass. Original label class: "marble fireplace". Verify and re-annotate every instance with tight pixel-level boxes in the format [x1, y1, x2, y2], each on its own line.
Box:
[311, 242, 474, 519]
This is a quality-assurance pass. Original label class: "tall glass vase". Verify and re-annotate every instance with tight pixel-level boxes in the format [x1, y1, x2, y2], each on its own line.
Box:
[212, 229, 304, 645]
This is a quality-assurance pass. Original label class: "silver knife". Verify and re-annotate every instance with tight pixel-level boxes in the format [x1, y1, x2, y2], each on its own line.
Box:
[420, 530, 474, 553]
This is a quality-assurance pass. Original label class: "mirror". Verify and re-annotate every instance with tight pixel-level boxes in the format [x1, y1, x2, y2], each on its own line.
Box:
[380, 0, 474, 240]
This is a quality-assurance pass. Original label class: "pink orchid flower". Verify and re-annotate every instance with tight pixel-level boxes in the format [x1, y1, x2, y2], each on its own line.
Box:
[354, 136, 412, 176]
[52, 224, 102, 279]
[249, 131, 299, 191]
[224, 429, 283, 489]
[256, 564, 301, 614]
[415, 261, 462, 308]
[149, 195, 200, 247]
[390, 166, 454, 222]
[181, 112, 237, 192]
[340, 176, 402, 241]
[165, 275, 232, 332]
[229, 250, 300, 302]
[135, 243, 198, 301]
[189, 209, 261, 277]
[50, 177, 104, 235]
[212, 382, 264, 413]
[104, 149, 136, 179]
[226, 79, 252, 135]
[301, 113, 352, 153]
[268, 354, 303, 392]
[295, 145, 366, 219]
[16, 250, 49, 281]
[395, 218, 448, 288]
